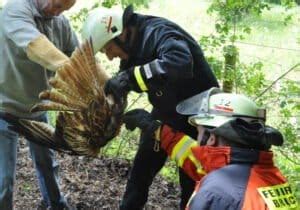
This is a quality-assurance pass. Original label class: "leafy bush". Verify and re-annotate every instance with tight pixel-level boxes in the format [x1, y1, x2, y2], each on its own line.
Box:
[265, 0, 300, 5]
[265, 0, 281, 4]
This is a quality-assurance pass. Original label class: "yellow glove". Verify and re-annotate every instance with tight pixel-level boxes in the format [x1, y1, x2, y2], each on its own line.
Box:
[26, 34, 69, 71]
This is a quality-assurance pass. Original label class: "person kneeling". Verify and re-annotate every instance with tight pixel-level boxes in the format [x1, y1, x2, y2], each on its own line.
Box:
[122, 87, 299, 210]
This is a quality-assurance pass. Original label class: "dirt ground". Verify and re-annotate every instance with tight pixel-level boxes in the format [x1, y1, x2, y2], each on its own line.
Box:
[14, 138, 180, 210]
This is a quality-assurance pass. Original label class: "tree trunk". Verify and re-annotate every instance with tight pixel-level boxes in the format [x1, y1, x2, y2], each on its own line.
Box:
[223, 45, 238, 93]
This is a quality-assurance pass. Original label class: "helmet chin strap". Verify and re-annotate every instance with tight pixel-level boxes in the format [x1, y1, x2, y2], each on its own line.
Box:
[113, 5, 136, 57]
[199, 129, 211, 146]
[113, 37, 130, 54]
[112, 27, 132, 55]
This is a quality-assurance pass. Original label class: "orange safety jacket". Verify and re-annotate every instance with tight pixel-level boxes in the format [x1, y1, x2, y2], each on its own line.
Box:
[159, 125, 299, 210]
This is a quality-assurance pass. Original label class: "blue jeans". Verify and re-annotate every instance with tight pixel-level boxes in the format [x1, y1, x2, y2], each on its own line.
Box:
[0, 114, 67, 210]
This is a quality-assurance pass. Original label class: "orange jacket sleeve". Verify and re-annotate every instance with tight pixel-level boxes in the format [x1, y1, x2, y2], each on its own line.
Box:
[159, 125, 206, 181]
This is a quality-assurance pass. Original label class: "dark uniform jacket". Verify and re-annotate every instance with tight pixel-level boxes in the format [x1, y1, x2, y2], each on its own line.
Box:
[120, 14, 219, 137]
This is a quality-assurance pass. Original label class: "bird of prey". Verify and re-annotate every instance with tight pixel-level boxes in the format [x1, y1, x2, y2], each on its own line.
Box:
[4, 39, 127, 157]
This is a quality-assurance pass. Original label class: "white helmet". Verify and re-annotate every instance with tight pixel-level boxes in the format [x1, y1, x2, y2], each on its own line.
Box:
[176, 88, 266, 128]
[82, 7, 123, 53]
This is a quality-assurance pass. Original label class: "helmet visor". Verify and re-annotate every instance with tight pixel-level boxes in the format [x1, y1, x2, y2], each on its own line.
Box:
[176, 87, 221, 115]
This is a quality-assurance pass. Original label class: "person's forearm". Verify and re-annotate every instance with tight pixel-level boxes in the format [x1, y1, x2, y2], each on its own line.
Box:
[26, 34, 69, 71]
[157, 125, 206, 180]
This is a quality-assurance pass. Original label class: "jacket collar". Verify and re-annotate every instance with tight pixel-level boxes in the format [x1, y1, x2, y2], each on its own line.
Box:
[120, 14, 147, 69]
[192, 146, 274, 173]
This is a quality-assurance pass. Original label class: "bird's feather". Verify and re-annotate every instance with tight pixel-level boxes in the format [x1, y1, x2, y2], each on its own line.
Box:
[7, 39, 126, 157]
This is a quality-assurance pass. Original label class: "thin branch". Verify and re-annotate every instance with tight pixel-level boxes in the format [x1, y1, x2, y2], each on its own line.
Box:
[236, 41, 300, 52]
[278, 148, 300, 166]
[255, 63, 300, 100]
[126, 94, 144, 111]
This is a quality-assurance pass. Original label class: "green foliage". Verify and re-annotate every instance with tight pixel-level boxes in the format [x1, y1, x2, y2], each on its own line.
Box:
[101, 127, 180, 183]
[200, 0, 271, 93]
[264, 0, 298, 5]
[69, 0, 152, 35]
[100, 93, 149, 160]
[102, 0, 119, 8]
[265, 0, 281, 4]
[204, 47, 268, 97]
[259, 79, 300, 201]
[206, 56, 223, 80]
[281, 0, 298, 7]
[207, 0, 269, 44]
[275, 80, 300, 149]
[22, 182, 32, 192]
[101, 128, 140, 159]
[275, 152, 300, 203]
[160, 161, 179, 183]
[199, 35, 224, 54]
[120, 0, 150, 8]
[235, 61, 267, 96]
[69, 2, 99, 33]
[102, 0, 152, 8]
[203, 1, 300, 202]
[222, 45, 239, 92]
[48, 111, 57, 127]
[203, 0, 296, 47]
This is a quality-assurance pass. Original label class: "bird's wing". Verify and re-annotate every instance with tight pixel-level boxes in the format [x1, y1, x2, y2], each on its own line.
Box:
[33, 39, 109, 112]
[6, 40, 121, 157]
[2, 114, 75, 154]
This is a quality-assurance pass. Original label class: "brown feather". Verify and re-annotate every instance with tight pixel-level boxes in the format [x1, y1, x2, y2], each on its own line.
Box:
[30, 102, 80, 112]
[12, 39, 127, 157]
[49, 77, 86, 105]
[39, 89, 87, 110]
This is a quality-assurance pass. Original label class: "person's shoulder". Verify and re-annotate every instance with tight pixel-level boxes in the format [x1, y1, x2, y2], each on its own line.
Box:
[3, 0, 31, 15]
[4, 0, 29, 10]
[140, 14, 173, 28]
[138, 15, 179, 38]
[200, 172, 231, 193]
[190, 187, 241, 210]
[200, 164, 251, 199]
[191, 169, 244, 208]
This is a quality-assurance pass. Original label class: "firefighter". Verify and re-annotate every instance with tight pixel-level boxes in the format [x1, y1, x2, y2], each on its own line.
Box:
[0, 0, 78, 209]
[122, 87, 299, 210]
[82, 5, 219, 209]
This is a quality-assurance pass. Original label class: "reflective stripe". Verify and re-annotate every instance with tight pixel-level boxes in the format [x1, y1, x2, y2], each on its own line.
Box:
[188, 154, 206, 176]
[257, 183, 298, 210]
[143, 63, 153, 79]
[186, 190, 197, 209]
[171, 135, 198, 167]
[134, 68, 148, 91]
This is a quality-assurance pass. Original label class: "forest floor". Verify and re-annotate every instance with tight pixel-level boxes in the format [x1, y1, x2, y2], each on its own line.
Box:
[14, 138, 180, 210]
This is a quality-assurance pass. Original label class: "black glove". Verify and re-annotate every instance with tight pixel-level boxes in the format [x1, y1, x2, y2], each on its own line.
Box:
[104, 71, 131, 102]
[123, 109, 161, 135]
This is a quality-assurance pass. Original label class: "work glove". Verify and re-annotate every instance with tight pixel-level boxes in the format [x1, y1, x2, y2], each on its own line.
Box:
[26, 34, 69, 71]
[123, 109, 162, 137]
[104, 71, 131, 103]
